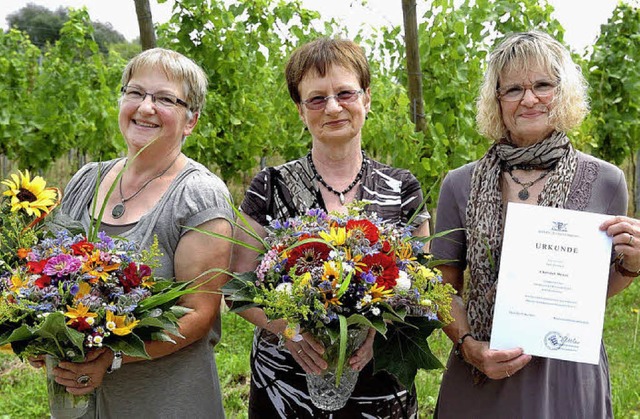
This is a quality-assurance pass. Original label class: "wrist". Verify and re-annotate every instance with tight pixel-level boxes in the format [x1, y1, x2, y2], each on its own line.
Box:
[454, 332, 474, 361]
[614, 256, 640, 278]
[107, 350, 123, 373]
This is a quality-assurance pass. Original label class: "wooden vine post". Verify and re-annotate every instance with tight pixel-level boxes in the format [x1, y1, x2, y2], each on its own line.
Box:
[401, 0, 426, 132]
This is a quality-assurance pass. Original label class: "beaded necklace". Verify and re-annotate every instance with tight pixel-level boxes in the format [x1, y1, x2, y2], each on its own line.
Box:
[306, 151, 367, 205]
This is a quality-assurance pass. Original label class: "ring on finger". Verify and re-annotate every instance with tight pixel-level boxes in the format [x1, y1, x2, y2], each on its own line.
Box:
[297, 348, 303, 354]
[505, 370, 511, 378]
[629, 234, 635, 245]
[76, 374, 91, 386]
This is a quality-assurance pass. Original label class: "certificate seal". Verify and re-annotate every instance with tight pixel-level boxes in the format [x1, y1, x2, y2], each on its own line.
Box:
[544, 331, 564, 350]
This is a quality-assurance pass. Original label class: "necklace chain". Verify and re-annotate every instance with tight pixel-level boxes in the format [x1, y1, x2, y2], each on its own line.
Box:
[111, 154, 180, 219]
[307, 151, 367, 205]
[507, 168, 552, 201]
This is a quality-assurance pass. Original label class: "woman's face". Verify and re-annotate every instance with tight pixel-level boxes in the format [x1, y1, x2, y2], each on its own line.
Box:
[119, 67, 197, 153]
[499, 66, 556, 147]
[296, 65, 370, 147]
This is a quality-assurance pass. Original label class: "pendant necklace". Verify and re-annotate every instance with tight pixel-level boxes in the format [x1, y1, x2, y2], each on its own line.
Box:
[307, 151, 367, 205]
[507, 168, 552, 201]
[111, 154, 180, 219]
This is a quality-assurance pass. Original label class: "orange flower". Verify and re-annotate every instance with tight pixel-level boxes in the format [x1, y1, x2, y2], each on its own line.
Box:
[17, 248, 30, 259]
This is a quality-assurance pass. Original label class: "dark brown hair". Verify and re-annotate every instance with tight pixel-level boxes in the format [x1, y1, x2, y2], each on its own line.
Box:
[285, 38, 370, 103]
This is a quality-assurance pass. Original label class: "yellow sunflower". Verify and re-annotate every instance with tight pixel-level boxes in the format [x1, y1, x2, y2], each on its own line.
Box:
[1, 170, 58, 217]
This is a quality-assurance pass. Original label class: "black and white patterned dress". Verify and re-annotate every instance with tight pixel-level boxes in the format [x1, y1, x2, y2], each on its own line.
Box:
[240, 154, 430, 418]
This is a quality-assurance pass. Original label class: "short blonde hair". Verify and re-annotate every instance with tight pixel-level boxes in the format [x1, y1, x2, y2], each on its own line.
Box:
[476, 31, 589, 141]
[121, 48, 208, 115]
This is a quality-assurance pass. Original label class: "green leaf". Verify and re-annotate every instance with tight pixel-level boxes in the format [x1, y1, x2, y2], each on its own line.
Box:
[137, 280, 195, 311]
[106, 333, 148, 359]
[335, 314, 348, 387]
[35, 312, 85, 360]
[0, 324, 34, 346]
[372, 317, 444, 389]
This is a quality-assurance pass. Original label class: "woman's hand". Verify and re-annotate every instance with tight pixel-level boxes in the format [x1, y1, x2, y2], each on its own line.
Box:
[286, 332, 327, 375]
[27, 354, 46, 369]
[601, 216, 640, 272]
[53, 349, 113, 395]
[348, 328, 376, 372]
[600, 216, 640, 296]
[461, 338, 532, 380]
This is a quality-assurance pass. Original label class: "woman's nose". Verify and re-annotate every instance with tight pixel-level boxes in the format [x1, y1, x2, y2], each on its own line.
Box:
[520, 87, 539, 105]
[324, 96, 343, 113]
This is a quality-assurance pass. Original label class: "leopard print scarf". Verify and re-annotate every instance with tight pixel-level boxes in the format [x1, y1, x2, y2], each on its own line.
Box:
[465, 131, 577, 347]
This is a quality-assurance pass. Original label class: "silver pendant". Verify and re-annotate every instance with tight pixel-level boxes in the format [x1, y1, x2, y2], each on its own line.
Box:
[339, 192, 345, 205]
[518, 188, 529, 200]
[112, 203, 125, 219]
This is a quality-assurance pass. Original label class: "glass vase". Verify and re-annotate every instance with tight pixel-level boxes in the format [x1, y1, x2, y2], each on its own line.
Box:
[45, 355, 91, 419]
[305, 325, 370, 411]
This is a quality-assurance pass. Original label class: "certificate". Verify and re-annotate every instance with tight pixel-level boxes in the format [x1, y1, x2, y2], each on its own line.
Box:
[489, 202, 613, 364]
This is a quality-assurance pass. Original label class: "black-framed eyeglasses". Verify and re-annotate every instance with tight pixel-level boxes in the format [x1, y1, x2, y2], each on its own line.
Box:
[301, 89, 364, 110]
[120, 86, 189, 109]
[496, 80, 559, 102]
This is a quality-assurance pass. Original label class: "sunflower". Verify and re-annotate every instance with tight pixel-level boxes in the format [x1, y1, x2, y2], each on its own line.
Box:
[1, 170, 58, 217]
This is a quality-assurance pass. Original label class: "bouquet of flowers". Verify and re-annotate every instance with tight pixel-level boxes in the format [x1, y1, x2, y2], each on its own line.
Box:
[224, 202, 455, 409]
[0, 229, 190, 362]
[0, 170, 194, 417]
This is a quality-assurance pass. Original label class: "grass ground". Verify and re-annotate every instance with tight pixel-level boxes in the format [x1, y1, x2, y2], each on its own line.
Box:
[1, 280, 639, 418]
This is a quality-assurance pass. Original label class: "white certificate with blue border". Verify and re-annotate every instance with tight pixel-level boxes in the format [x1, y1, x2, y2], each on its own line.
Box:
[489, 202, 613, 364]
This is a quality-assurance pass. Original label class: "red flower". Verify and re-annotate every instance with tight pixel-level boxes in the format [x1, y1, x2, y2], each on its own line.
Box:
[346, 219, 379, 244]
[362, 252, 399, 289]
[27, 259, 48, 274]
[381, 240, 392, 254]
[120, 262, 143, 292]
[68, 318, 93, 332]
[285, 240, 331, 274]
[34, 274, 52, 289]
[71, 239, 94, 256]
[139, 264, 151, 279]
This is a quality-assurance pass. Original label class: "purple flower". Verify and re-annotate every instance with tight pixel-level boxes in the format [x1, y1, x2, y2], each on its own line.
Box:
[306, 208, 327, 219]
[360, 271, 376, 284]
[43, 254, 82, 277]
[96, 231, 115, 250]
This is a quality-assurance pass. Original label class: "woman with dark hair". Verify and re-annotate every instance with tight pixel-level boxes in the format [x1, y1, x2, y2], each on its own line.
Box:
[231, 37, 430, 418]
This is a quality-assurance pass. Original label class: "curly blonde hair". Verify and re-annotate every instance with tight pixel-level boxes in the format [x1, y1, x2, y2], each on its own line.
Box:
[476, 31, 589, 141]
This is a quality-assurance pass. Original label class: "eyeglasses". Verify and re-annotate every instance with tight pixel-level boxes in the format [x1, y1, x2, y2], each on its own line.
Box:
[496, 80, 559, 102]
[301, 89, 364, 110]
[121, 86, 189, 109]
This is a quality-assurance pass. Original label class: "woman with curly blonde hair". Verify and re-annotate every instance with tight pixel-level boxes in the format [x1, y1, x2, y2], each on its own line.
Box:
[431, 30, 639, 418]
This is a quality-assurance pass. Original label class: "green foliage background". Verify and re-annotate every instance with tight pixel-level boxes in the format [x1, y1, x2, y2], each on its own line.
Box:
[1, 1, 640, 416]
[1, 0, 639, 209]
